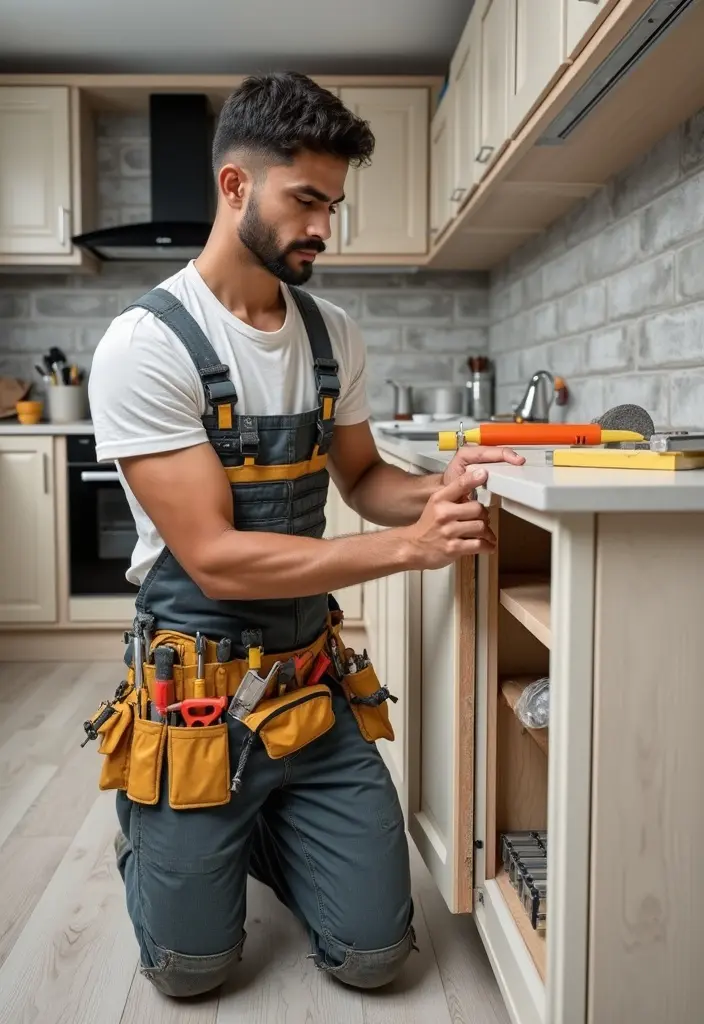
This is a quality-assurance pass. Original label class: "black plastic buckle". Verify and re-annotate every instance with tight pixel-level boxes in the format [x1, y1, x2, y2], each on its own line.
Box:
[314, 357, 341, 399]
[316, 417, 335, 454]
[199, 364, 238, 405]
[239, 415, 259, 457]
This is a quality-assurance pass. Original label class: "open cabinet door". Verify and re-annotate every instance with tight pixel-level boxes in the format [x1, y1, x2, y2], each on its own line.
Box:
[408, 554, 475, 913]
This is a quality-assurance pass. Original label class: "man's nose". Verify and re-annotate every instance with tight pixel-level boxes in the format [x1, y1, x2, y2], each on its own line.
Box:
[306, 212, 331, 242]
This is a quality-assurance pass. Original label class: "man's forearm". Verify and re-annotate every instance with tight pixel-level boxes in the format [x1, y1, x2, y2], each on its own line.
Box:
[345, 460, 443, 526]
[197, 525, 415, 601]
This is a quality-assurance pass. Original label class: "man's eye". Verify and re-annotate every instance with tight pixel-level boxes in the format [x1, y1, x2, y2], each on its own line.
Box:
[330, 206, 338, 216]
[297, 197, 312, 207]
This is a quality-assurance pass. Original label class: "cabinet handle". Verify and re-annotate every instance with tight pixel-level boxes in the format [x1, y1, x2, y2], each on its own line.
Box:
[341, 204, 352, 247]
[451, 187, 466, 202]
[577, 1, 600, 4]
[57, 205, 70, 246]
[43, 453, 50, 495]
[475, 145, 495, 164]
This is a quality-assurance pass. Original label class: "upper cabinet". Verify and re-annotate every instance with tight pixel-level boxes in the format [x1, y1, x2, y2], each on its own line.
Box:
[0, 87, 72, 256]
[0, 85, 96, 270]
[430, 93, 454, 243]
[507, 0, 567, 137]
[337, 87, 429, 256]
[450, 13, 481, 207]
[476, 0, 511, 175]
[565, 0, 609, 57]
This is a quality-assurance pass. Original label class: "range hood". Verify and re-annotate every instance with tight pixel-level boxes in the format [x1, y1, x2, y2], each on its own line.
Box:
[72, 93, 215, 260]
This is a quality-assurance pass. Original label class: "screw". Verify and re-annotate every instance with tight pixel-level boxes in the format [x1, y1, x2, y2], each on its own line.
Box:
[474, 839, 484, 850]
[477, 889, 485, 906]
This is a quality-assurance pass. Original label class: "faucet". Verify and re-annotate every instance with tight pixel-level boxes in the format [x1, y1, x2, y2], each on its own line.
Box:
[513, 371, 568, 422]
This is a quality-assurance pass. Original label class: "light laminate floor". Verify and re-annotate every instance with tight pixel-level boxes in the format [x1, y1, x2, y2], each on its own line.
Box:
[0, 660, 509, 1024]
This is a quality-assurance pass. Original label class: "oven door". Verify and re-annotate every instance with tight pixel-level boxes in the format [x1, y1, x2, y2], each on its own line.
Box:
[67, 440, 139, 597]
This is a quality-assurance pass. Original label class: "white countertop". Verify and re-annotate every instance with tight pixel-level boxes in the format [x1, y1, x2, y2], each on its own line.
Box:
[372, 428, 704, 513]
[0, 419, 94, 435]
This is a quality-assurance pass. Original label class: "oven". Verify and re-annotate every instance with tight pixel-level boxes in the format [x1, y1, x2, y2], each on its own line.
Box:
[67, 435, 138, 597]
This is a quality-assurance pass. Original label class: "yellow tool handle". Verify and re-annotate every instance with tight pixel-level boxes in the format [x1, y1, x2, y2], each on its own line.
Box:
[193, 676, 205, 699]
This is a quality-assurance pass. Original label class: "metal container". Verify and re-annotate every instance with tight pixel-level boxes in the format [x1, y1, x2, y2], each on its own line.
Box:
[385, 380, 414, 420]
[466, 369, 494, 421]
[430, 385, 463, 416]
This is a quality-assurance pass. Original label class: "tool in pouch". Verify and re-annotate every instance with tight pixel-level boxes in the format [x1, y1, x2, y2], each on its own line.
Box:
[165, 631, 228, 727]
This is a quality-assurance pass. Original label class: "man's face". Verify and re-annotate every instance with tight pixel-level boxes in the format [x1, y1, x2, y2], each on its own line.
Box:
[237, 150, 348, 285]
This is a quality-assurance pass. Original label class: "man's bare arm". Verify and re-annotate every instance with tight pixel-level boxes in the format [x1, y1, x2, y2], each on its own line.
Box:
[119, 442, 494, 602]
[327, 421, 524, 527]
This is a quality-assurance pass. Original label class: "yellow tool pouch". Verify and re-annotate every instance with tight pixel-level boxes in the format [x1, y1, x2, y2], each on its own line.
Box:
[231, 683, 335, 793]
[126, 717, 167, 806]
[97, 698, 135, 792]
[342, 663, 395, 743]
[242, 683, 335, 758]
[167, 723, 231, 810]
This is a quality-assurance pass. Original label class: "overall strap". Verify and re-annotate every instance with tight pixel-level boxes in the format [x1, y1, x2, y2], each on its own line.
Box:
[124, 287, 238, 430]
[289, 286, 340, 456]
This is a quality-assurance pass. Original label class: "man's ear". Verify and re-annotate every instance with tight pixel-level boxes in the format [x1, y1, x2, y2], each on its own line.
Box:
[218, 163, 249, 210]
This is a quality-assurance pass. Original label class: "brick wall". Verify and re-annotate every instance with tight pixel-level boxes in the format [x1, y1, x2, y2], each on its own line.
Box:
[489, 106, 704, 428]
[0, 116, 488, 420]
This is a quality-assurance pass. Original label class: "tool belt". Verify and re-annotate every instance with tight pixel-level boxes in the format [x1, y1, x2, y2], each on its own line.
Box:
[80, 612, 396, 812]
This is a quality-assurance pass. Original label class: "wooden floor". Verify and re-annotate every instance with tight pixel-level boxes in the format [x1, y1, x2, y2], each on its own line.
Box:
[0, 661, 509, 1024]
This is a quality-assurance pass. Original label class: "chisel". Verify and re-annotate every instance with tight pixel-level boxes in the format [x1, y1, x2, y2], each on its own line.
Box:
[437, 422, 645, 451]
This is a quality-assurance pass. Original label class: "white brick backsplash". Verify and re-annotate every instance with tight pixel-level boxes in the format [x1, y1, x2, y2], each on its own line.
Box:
[583, 216, 641, 282]
[364, 291, 454, 323]
[542, 245, 585, 300]
[670, 370, 704, 428]
[610, 129, 682, 219]
[2, 325, 77, 354]
[586, 327, 633, 374]
[564, 186, 613, 248]
[607, 254, 674, 320]
[677, 238, 704, 300]
[560, 283, 607, 335]
[602, 373, 669, 425]
[682, 109, 704, 174]
[524, 266, 544, 308]
[0, 294, 29, 318]
[404, 326, 488, 353]
[563, 376, 604, 421]
[545, 337, 585, 378]
[641, 169, 704, 254]
[309, 290, 360, 317]
[495, 349, 524, 386]
[639, 304, 704, 368]
[358, 326, 402, 352]
[33, 292, 120, 319]
[531, 303, 560, 342]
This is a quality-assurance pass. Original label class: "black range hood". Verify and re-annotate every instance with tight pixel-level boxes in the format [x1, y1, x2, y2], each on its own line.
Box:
[73, 93, 215, 261]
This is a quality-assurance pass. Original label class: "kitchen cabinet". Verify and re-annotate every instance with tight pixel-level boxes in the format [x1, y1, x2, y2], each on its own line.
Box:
[565, 0, 608, 57]
[324, 479, 363, 625]
[507, 0, 566, 137]
[0, 436, 57, 623]
[450, 11, 481, 209]
[430, 94, 454, 243]
[476, 0, 511, 176]
[0, 87, 72, 256]
[338, 88, 429, 255]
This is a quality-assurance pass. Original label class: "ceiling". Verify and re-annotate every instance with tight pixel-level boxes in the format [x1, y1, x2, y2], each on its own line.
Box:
[0, 0, 474, 75]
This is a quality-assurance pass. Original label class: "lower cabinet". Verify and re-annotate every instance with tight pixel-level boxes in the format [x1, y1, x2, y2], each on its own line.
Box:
[0, 436, 57, 622]
[324, 479, 363, 624]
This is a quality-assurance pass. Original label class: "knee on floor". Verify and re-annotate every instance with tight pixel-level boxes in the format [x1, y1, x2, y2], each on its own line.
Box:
[313, 923, 418, 990]
[140, 934, 246, 999]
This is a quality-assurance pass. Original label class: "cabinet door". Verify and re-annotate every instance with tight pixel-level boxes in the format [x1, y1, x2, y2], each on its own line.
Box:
[408, 555, 475, 913]
[339, 88, 429, 255]
[508, 0, 565, 136]
[430, 95, 454, 244]
[451, 12, 481, 204]
[0, 87, 72, 256]
[565, 0, 606, 57]
[476, 0, 511, 176]
[0, 436, 57, 622]
[324, 480, 363, 623]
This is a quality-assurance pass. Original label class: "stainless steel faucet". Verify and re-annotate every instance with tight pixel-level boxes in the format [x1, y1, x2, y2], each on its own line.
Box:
[514, 370, 555, 422]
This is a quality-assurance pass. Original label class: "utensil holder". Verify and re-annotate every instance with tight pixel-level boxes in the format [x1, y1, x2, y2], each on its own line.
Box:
[46, 385, 87, 424]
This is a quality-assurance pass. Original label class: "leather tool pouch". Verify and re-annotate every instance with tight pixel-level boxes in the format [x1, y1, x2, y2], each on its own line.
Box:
[167, 722, 231, 810]
[342, 663, 395, 743]
[96, 697, 135, 792]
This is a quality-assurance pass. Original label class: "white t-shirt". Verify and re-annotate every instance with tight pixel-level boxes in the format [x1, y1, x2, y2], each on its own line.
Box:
[89, 260, 371, 585]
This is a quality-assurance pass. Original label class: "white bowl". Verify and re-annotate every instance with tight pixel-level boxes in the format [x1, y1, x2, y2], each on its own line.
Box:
[412, 413, 433, 424]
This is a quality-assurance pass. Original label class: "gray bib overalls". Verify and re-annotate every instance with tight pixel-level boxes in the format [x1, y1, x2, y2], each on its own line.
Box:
[109, 285, 416, 998]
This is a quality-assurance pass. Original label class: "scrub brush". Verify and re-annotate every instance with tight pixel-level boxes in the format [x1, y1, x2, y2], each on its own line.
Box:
[592, 404, 655, 446]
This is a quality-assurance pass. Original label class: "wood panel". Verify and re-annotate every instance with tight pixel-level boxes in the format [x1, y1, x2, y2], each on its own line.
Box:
[495, 697, 549, 843]
[501, 678, 549, 756]
[495, 869, 546, 983]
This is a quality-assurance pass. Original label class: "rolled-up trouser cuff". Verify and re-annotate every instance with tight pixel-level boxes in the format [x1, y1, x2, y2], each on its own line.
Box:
[140, 930, 246, 998]
[311, 923, 418, 990]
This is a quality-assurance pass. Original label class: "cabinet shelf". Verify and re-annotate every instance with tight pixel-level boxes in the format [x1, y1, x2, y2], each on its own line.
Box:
[499, 579, 551, 649]
[496, 867, 546, 983]
[501, 678, 549, 756]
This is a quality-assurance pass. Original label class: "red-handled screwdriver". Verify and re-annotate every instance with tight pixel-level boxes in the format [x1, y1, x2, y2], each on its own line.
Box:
[153, 645, 175, 719]
[166, 696, 228, 727]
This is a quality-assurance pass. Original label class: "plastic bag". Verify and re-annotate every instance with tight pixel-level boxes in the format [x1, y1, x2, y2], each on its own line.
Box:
[515, 677, 550, 729]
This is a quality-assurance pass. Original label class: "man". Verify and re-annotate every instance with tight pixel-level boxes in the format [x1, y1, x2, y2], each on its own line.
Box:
[89, 71, 524, 1000]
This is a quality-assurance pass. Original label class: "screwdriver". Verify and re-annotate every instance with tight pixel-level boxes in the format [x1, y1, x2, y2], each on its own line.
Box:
[437, 422, 645, 451]
[194, 631, 207, 699]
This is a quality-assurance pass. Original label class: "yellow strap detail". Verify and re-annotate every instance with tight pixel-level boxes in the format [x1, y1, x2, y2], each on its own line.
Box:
[225, 453, 327, 483]
[322, 396, 333, 419]
[217, 404, 233, 429]
[244, 456, 255, 466]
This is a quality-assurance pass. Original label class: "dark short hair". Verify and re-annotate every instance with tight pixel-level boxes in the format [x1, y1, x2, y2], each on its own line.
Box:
[212, 72, 375, 172]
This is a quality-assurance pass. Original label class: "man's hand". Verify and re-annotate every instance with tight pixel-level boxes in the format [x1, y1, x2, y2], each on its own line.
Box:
[442, 445, 525, 488]
[401, 468, 496, 571]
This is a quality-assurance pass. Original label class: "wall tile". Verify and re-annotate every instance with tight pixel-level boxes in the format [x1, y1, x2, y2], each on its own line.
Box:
[404, 326, 488, 353]
[639, 303, 704, 368]
[363, 291, 454, 323]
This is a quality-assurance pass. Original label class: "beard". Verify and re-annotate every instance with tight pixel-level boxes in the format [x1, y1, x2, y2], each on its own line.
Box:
[238, 194, 325, 285]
